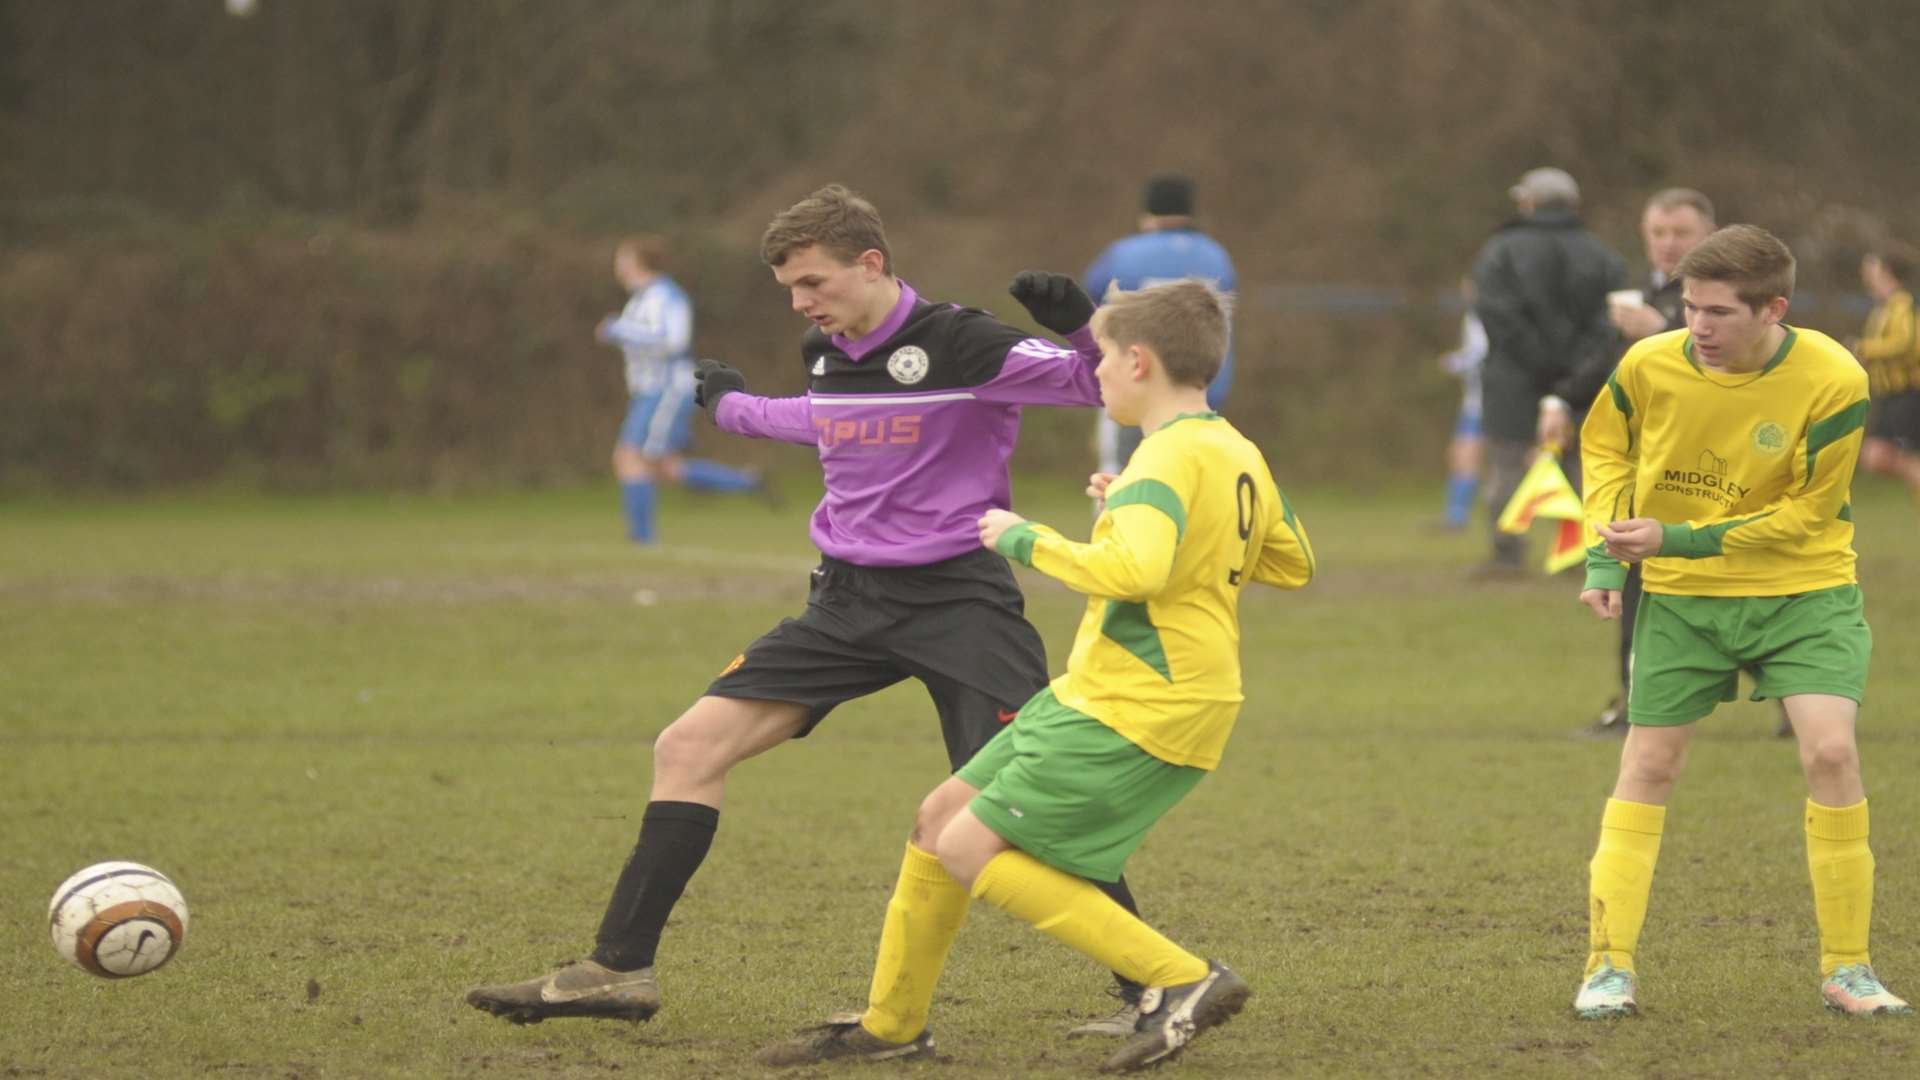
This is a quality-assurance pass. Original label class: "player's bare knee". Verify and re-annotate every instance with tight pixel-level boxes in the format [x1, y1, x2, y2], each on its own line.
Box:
[910, 794, 955, 849]
[1621, 762, 1680, 791]
[651, 710, 735, 784]
[649, 721, 702, 784]
[929, 822, 969, 876]
[655, 697, 808, 786]
[910, 778, 976, 849]
[908, 801, 938, 849]
[1619, 746, 1684, 789]
[1799, 734, 1860, 781]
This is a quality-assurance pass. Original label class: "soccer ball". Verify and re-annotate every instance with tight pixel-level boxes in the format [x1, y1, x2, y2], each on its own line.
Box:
[48, 862, 190, 978]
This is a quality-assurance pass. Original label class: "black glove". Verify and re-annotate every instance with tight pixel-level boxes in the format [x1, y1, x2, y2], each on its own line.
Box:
[1009, 271, 1096, 336]
[693, 358, 747, 419]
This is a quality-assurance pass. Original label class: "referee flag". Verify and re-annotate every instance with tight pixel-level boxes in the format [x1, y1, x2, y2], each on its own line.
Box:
[1497, 448, 1591, 572]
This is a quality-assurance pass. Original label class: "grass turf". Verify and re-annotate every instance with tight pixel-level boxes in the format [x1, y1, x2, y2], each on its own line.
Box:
[3, 477, 1918, 1077]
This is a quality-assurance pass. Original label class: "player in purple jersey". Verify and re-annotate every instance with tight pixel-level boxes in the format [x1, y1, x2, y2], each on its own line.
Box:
[467, 185, 1153, 1034]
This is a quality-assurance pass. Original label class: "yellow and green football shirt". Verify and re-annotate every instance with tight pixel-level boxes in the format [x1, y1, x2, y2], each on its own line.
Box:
[1857, 288, 1920, 395]
[994, 412, 1314, 770]
[1580, 326, 1868, 597]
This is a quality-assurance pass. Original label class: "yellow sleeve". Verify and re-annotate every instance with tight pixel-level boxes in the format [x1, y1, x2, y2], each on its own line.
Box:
[1578, 365, 1641, 591]
[1855, 293, 1915, 363]
[1658, 386, 1868, 559]
[994, 489, 1180, 601]
[1251, 482, 1314, 588]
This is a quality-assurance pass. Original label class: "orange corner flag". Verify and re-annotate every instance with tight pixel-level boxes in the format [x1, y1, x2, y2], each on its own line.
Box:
[1497, 448, 1594, 572]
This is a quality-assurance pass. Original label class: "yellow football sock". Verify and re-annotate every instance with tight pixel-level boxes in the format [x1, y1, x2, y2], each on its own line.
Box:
[1806, 798, 1873, 976]
[860, 843, 970, 1043]
[972, 850, 1208, 988]
[1587, 798, 1665, 977]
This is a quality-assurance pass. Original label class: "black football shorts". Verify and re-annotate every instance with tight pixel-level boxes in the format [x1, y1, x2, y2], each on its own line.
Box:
[1869, 389, 1920, 451]
[705, 547, 1050, 770]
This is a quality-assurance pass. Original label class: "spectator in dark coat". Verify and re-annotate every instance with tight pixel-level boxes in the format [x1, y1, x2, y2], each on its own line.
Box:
[1541, 187, 1715, 452]
[1469, 167, 1627, 576]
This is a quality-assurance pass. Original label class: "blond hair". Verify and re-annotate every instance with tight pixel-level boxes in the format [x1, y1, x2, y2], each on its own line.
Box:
[1675, 224, 1795, 310]
[1090, 279, 1231, 389]
[760, 184, 892, 273]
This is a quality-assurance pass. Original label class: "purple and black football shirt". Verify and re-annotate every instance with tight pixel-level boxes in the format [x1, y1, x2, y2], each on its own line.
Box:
[716, 281, 1103, 566]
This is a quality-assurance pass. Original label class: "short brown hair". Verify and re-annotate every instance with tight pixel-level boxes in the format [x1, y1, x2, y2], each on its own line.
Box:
[1675, 224, 1795, 309]
[760, 184, 892, 273]
[1090, 279, 1231, 390]
[617, 234, 668, 272]
[1869, 242, 1918, 285]
[1644, 187, 1715, 224]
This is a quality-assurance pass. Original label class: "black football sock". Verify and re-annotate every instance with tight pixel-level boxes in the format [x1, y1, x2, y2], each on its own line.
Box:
[1094, 875, 1146, 1002]
[590, 801, 719, 972]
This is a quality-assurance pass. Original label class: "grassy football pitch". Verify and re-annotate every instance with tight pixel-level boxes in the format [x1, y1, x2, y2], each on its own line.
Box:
[4, 478, 1919, 1078]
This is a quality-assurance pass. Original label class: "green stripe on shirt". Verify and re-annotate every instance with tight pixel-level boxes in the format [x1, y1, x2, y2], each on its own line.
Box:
[1659, 511, 1777, 558]
[1607, 371, 1636, 454]
[1803, 399, 1869, 489]
[1104, 478, 1186, 543]
[1279, 488, 1313, 578]
[1100, 600, 1173, 682]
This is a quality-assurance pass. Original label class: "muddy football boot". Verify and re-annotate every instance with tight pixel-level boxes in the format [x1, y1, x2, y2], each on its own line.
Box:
[1101, 961, 1250, 1073]
[465, 959, 660, 1024]
[755, 1019, 934, 1067]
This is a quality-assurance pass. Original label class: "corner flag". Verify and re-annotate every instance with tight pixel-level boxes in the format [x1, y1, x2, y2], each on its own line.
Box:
[1496, 448, 1591, 572]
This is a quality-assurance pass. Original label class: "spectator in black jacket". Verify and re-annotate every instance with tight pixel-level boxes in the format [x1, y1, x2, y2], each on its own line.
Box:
[1540, 188, 1714, 451]
[1469, 167, 1626, 577]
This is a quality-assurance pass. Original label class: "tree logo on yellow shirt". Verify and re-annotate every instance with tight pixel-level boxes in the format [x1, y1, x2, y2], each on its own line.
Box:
[1750, 421, 1789, 456]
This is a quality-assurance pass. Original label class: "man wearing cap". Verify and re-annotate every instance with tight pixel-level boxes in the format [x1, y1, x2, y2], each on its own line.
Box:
[1469, 166, 1627, 578]
[1084, 174, 1238, 480]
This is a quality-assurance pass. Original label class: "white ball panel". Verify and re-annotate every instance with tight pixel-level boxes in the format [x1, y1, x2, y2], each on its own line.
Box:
[48, 861, 188, 977]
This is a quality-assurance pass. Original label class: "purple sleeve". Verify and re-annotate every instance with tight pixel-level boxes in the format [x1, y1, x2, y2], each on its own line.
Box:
[972, 326, 1103, 407]
[715, 393, 817, 446]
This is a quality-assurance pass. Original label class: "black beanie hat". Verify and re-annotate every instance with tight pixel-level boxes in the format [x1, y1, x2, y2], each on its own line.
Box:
[1142, 174, 1195, 217]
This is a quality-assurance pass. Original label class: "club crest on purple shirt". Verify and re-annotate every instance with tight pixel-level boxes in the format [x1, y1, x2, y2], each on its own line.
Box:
[886, 346, 930, 385]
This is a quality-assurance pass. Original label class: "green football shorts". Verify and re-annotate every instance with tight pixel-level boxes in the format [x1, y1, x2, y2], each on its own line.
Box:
[1627, 585, 1871, 726]
[956, 688, 1205, 884]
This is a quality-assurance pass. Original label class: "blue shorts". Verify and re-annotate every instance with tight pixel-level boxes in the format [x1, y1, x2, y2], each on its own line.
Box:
[1453, 409, 1483, 438]
[618, 366, 697, 457]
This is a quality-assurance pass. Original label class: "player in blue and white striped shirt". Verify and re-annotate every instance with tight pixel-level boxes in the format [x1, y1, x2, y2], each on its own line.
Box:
[598, 236, 765, 543]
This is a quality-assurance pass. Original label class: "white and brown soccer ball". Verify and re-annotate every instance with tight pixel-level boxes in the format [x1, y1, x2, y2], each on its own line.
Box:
[48, 862, 189, 978]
